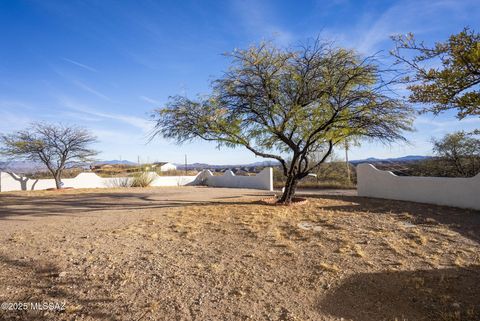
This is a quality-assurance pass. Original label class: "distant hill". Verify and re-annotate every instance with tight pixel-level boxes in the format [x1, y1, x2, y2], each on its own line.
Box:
[176, 160, 281, 170]
[0, 159, 137, 173]
[350, 155, 431, 165]
[94, 160, 137, 166]
[1, 156, 431, 173]
[0, 160, 47, 173]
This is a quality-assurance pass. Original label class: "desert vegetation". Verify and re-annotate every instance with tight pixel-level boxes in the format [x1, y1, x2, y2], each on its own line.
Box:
[0, 1, 479, 320]
[152, 39, 413, 204]
[0, 123, 98, 188]
[392, 27, 480, 119]
[273, 161, 356, 189]
[373, 131, 480, 178]
[0, 187, 478, 321]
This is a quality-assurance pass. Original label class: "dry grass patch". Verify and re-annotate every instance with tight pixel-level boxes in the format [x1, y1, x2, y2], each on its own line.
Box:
[0, 189, 479, 320]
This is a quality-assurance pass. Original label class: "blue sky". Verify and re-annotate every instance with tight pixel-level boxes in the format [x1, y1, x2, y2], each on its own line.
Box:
[0, 0, 479, 164]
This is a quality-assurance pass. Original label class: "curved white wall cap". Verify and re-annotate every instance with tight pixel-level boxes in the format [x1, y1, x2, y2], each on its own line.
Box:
[0, 167, 274, 192]
[357, 163, 480, 210]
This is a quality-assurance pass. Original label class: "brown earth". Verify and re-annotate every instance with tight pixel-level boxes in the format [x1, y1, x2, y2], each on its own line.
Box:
[0, 187, 479, 321]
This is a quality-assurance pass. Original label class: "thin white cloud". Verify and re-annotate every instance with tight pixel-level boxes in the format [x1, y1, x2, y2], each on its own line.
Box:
[231, 0, 294, 45]
[415, 117, 480, 127]
[0, 100, 35, 110]
[59, 97, 152, 133]
[415, 116, 480, 133]
[0, 111, 33, 133]
[51, 68, 112, 101]
[324, 0, 479, 55]
[139, 95, 160, 105]
[61, 111, 104, 122]
[90, 128, 140, 144]
[62, 58, 98, 72]
[71, 80, 112, 101]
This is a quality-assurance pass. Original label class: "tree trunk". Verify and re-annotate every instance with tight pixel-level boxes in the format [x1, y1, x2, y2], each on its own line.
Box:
[345, 142, 351, 183]
[54, 173, 62, 189]
[279, 175, 299, 204]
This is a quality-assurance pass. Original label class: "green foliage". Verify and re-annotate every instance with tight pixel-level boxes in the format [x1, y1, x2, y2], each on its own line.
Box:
[392, 28, 480, 119]
[107, 177, 132, 188]
[152, 39, 413, 203]
[376, 131, 480, 178]
[431, 131, 480, 177]
[0, 122, 98, 188]
[273, 161, 356, 189]
[130, 171, 155, 187]
[155, 169, 198, 176]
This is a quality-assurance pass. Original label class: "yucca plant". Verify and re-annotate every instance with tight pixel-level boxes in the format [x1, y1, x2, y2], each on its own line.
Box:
[107, 177, 131, 188]
[130, 171, 154, 187]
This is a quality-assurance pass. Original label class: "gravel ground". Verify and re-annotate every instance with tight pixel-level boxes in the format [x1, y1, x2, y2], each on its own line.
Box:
[0, 186, 479, 321]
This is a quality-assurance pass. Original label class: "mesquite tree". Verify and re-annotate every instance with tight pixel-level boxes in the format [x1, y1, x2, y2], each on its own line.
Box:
[151, 41, 413, 204]
[0, 122, 98, 189]
[391, 28, 480, 119]
[432, 131, 480, 177]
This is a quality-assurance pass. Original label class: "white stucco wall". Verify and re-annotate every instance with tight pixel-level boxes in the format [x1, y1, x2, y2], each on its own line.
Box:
[151, 175, 197, 186]
[158, 163, 177, 172]
[357, 163, 480, 210]
[193, 167, 273, 191]
[0, 167, 273, 192]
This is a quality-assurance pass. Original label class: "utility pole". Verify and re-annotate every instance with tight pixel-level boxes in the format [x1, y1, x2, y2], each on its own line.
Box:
[345, 140, 351, 184]
[184, 154, 187, 176]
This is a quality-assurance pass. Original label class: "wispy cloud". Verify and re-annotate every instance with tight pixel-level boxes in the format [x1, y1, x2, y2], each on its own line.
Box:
[71, 80, 112, 101]
[61, 111, 104, 123]
[59, 97, 152, 133]
[0, 110, 33, 133]
[89, 128, 140, 144]
[415, 116, 480, 133]
[51, 67, 113, 101]
[139, 95, 160, 105]
[231, 0, 293, 45]
[326, 0, 479, 55]
[0, 100, 35, 110]
[62, 58, 98, 72]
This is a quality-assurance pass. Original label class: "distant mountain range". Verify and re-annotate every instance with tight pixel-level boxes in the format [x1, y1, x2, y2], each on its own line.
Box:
[0, 159, 281, 173]
[0, 160, 47, 173]
[349, 155, 431, 164]
[94, 160, 137, 166]
[0, 159, 137, 173]
[175, 160, 281, 170]
[1, 156, 431, 173]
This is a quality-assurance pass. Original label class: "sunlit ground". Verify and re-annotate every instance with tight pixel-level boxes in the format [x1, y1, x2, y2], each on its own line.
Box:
[0, 187, 479, 321]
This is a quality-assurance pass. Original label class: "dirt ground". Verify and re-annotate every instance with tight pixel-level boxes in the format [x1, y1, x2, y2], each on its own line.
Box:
[0, 186, 479, 321]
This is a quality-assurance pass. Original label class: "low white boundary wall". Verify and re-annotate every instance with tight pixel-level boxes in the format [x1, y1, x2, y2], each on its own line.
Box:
[0, 167, 273, 192]
[193, 168, 273, 191]
[357, 163, 480, 210]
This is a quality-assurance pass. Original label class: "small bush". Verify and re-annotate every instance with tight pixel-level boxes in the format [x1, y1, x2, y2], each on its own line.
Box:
[273, 161, 356, 189]
[106, 177, 131, 188]
[155, 169, 199, 176]
[130, 171, 155, 187]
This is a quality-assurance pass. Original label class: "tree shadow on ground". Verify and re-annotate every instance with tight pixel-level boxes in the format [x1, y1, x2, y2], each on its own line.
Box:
[0, 253, 119, 321]
[4, 172, 39, 191]
[301, 194, 480, 244]
[318, 265, 480, 321]
[1, 190, 478, 246]
[0, 190, 269, 220]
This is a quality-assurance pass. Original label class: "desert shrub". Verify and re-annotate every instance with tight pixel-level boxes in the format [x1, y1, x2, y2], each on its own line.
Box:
[130, 171, 155, 187]
[25, 168, 83, 179]
[155, 169, 199, 176]
[106, 177, 132, 188]
[273, 161, 356, 189]
[377, 157, 480, 178]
